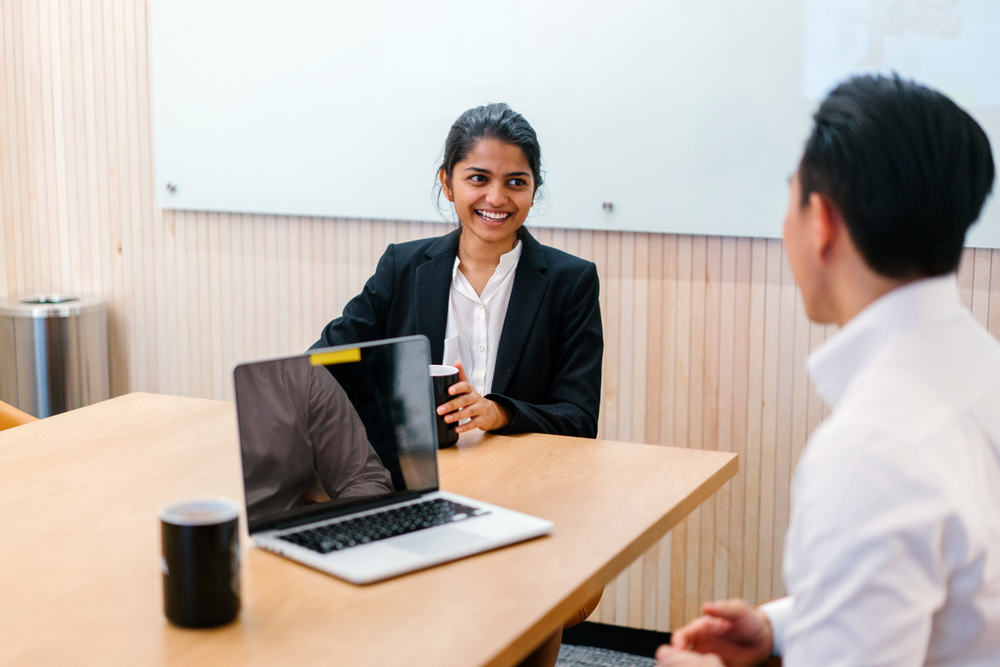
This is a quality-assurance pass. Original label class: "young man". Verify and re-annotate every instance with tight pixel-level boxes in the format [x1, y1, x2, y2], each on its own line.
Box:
[657, 75, 998, 666]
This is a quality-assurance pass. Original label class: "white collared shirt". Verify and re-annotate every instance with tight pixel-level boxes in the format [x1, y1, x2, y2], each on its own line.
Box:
[762, 275, 1000, 666]
[442, 241, 522, 396]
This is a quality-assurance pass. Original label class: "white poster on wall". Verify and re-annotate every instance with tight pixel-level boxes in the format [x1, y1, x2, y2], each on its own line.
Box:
[801, 0, 1000, 247]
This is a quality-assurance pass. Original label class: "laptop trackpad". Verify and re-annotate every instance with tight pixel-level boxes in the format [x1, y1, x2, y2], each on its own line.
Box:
[394, 528, 487, 556]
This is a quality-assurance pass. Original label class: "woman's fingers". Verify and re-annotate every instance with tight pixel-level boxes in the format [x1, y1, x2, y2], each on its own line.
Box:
[439, 393, 480, 420]
[433, 365, 512, 433]
[447, 380, 474, 397]
[454, 401, 500, 433]
[437, 381, 477, 418]
[454, 417, 481, 434]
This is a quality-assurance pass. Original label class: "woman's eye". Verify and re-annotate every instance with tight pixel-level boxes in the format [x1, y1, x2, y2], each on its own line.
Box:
[508, 178, 526, 187]
[469, 174, 486, 183]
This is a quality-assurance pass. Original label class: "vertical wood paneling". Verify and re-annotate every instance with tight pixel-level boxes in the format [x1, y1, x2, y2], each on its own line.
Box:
[6, 0, 1000, 633]
[728, 238, 753, 603]
[742, 239, 767, 602]
[989, 251, 1000, 340]
[772, 251, 797, 598]
[700, 237, 722, 609]
[757, 240, 782, 598]
[713, 237, 737, 601]
[670, 234, 692, 628]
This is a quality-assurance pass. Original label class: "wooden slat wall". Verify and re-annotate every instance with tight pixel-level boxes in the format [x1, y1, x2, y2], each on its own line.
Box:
[4, 0, 1000, 631]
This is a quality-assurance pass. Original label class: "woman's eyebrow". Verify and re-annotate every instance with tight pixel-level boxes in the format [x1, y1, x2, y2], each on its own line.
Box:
[463, 167, 530, 178]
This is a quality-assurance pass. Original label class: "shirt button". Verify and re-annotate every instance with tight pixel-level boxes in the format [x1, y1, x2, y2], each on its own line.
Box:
[496, 269, 504, 276]
[477, 304, 484, 310]
[478, 344, 486, 352]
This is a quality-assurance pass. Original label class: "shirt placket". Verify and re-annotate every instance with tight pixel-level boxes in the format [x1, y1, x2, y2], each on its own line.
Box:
[472, 293, 488, 394]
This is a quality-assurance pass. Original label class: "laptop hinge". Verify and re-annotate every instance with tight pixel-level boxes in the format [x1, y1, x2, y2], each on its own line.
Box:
[252, 489, 430, 533]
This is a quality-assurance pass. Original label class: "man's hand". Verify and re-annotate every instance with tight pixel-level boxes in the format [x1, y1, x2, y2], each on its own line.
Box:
[658, 599, 774, 667]
[436, 362, 512, 433]
[655, 646, 725, 667]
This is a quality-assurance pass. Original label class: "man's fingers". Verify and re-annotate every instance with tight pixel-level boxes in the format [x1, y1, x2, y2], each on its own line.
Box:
[453, 361, 469, 384]
[656, 644, 679, 662]
[671, 625, 696, 648]
[702, 599, 750, 620]
[670, 616, 716, 649]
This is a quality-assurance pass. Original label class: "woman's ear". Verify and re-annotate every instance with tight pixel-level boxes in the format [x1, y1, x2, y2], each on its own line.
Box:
[439, 169, 454, 202]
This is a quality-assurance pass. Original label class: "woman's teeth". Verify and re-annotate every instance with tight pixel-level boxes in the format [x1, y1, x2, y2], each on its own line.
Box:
[477, 210, 511, 222]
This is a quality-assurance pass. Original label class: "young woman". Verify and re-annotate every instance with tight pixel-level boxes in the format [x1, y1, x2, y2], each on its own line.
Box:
[313, 103, 603, 440]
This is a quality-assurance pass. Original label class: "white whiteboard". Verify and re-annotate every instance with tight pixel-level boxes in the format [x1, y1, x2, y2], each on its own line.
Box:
[150, 0, 1000, 247]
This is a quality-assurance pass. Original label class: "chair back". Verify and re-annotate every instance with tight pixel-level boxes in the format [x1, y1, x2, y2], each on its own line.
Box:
[0, 400, 37, 431]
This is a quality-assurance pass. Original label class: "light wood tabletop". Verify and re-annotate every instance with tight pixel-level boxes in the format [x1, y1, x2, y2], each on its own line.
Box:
[0, 392, 737, 667]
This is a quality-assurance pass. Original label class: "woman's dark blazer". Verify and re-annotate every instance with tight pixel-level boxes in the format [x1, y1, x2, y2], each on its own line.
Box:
[312, 228, 603, 438]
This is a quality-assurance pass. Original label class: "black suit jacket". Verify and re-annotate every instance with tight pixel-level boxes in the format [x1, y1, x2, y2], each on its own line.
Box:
[312, 228, 603, 438]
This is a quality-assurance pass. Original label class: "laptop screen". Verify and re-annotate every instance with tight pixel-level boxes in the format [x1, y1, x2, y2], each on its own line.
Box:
[233, 337, 439, 531]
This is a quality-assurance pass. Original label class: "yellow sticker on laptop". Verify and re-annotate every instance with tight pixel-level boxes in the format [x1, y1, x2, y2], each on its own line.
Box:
[309, 348, 362, 366]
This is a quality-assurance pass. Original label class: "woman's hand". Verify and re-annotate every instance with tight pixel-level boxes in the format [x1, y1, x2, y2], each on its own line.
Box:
[437, 362, 512, 433]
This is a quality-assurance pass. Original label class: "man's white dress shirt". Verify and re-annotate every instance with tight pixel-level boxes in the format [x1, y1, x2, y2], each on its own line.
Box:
[762, 275, 1000, 666]
[442, 241, 522, 396]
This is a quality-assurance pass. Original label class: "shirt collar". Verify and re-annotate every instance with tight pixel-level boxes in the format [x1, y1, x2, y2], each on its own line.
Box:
[497, 238, 523, 273]
[807, 274, 965, 409]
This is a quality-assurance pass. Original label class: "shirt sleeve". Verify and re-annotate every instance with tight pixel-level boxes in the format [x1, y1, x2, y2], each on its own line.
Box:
[760, 597, 793, 657]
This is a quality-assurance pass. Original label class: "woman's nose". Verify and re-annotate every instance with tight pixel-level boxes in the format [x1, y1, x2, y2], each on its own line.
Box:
[484, 183, 507, 207]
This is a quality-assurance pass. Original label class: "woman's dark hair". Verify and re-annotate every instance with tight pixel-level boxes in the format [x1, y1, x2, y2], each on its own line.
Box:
[799, 74, 995, 278]
[437, 103, 543, 215]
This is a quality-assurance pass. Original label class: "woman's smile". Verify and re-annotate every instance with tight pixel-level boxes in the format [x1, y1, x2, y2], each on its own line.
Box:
[475, 208, 514, 225]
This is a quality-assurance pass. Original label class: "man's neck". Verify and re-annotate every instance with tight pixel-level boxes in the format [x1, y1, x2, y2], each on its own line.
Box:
[829, 257, 912, 327]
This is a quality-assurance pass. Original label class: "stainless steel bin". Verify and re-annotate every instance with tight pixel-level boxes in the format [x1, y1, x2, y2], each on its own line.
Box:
[0, 295, 109, 418]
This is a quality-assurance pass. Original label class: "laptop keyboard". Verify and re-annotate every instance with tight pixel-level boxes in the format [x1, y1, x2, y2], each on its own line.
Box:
[278, 498, 488, 554]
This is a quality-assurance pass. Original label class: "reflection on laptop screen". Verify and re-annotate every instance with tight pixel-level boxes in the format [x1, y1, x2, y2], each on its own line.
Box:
[234, 338, 438, 528]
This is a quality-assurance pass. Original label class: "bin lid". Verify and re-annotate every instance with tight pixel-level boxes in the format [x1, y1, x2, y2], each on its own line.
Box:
[0, 295, 107, 318]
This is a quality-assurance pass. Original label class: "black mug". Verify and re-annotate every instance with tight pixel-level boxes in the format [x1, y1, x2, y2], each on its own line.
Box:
[430, 364, 460, 448]
[159, 498, 241, 628]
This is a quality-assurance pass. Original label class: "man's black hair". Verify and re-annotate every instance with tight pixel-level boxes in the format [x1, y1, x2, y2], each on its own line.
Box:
[799, 74, 995, 278]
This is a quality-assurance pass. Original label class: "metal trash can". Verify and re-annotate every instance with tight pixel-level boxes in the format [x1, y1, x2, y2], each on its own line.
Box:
[0, 295, 109, 418]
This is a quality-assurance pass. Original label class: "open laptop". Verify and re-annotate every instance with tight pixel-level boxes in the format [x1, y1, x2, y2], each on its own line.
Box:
[232, 335, 552, 584]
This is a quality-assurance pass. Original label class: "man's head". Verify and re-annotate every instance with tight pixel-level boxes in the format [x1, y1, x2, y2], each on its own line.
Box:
[784, 74, 995, 324]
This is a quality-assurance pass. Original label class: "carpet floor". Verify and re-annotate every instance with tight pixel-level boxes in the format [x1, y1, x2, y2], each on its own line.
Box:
[556, 644, 656, 667]
[556, 621, 670, 667]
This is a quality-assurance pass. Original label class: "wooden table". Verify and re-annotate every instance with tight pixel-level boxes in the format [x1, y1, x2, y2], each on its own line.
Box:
[0, 393, 737, 667]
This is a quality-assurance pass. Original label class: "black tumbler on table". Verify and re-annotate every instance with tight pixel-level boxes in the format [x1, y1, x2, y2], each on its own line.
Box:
[430, 365, 460, 448]
[159, 498, 241, 628]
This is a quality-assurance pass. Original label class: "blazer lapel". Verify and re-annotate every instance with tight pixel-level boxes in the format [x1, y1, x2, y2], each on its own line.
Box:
[415, 230, 460, 364]
[492, 232, 548, 395]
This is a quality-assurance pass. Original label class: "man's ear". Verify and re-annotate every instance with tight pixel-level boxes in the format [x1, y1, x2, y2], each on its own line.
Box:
[809, 192, 844, 262]
[439, 170, 454, 203]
